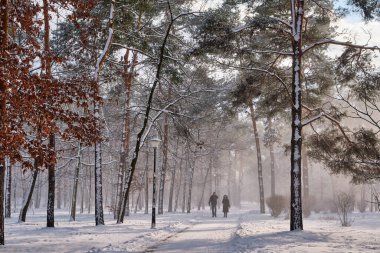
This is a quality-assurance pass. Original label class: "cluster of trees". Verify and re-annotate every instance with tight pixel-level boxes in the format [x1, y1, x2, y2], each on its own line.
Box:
[0, 0, 379, 246]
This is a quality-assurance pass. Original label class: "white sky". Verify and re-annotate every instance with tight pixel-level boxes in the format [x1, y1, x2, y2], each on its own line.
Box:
[330, 15, 380, 66]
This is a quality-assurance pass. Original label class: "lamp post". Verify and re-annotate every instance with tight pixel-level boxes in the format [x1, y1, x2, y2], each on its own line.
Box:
[149, 137, 161, 229]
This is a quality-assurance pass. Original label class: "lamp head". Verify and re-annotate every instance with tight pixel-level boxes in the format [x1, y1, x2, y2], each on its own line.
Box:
[149, 137, 161, 148]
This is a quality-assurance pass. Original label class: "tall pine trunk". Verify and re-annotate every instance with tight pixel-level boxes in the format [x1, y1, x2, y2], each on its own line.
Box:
[70, 144, 82, 221]
[198, 156, 212, 210]
[13, 168, 17, 213]
[248, 101, 265, 213]
[34, 172, 42, 209]
[237, 152, 243, 208]
[174, 156, 183, 212]
[144, 150, 149, 214]
[87, 165, 92, 214]
[115, 48, 134, 219]
[158, 116, 169, 215]
[115, 11, 141, 220]
[0, 163, 5, 244]
[168, 138, 180, 212]
[181, 151, 188, 213]
[0, 0, 9, 245]
[158, 86, 171, 215]
[269, 144, 276, 197]
[290, 0, 304, 231]
[5, 159, 11, 218]
[80, 172, 85, 214]
[42, 0, 56, 228]
[56, 179, 62, 209]
[94, 142, 104, 225]
[92, 0, 115, 226]
[268, 120, 276, 197]
[47, 154, 55, 227]
[186, 153, 195, 213]
[117, 13, 174, 223]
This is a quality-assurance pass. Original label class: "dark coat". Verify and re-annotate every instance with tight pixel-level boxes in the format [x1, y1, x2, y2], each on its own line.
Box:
[222, 197, 230, 213]
[209, 194, 218, 206]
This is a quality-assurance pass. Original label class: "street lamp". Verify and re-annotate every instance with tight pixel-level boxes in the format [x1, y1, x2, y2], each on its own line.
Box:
[149, 136, 161, 229]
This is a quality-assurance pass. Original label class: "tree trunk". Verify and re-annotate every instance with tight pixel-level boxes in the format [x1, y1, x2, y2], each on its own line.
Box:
[0, 162, 5, 245]
[70, 144, 82, 221]
[47, 155, 55, 227]
[13, 168, 17, 213]
[34, 172, 42, 209]
[115, 48, 132, 219]
[94, 142, 104, 225]
[370, 186, 374, 212]
[0, 0, 8, 244]
[248, 101, 265, 213]
[115, 11, 141, 221]
[88, 165, 92, 214]
[168, 139, 180, 212]
[158, 118, 169, 215]
[57, 178, 62, 209]
[268, 120, 276, 197]
[80, 172, 85, 214]
[158, 86, 171, 215]
[182, 151, 188, 213]
[92, 0, 115, 226]
[42, 0, 56, 228]
[63, 179, 68, 209]
[290, 0, 304, 231]
[186, 153, 195, 214]
[237, 152, 243, 209]
[227, 152, 232, 197]
[144, 150, 149, 214]
[125, 195, 129, 217]
[167, 166, 176, 212]
[198, 156, 212, 210]
[134, 191, 141, 213]
[117, 15, 174, 224]
[174, 160, 183, 212]
[19, 169, 39, 222]
[269, 143, 276, 197]
[5, 159, 11, 218]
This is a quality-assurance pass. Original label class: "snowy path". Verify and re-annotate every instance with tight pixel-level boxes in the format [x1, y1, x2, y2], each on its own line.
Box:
[148, 212, 242, 253]
[3, 208, 380, 252]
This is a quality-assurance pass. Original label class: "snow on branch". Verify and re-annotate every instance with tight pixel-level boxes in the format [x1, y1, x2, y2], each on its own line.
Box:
[303, 39, 380, 54]
[140, 89, 216, 148]
[232, 16, 292, 33]
[94, 0, 115, 81]
[301, 112, 324, 126]
[241, 48, 293, 56]
[302, 105, 352, 144]
[112, 43, 157, 60]
[215, 60, 293, 105]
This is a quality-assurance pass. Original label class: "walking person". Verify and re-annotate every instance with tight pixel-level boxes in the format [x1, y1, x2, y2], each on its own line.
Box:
[222, 195, 230, 218]
[209, 192, 218, 217]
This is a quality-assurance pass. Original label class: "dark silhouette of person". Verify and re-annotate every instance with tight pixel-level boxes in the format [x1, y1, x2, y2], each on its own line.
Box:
[222, 195, 230, 218]
[209, 192, 218, 217]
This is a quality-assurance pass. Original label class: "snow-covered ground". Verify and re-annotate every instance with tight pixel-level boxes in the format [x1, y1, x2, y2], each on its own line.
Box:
[2, 206, 380, 252]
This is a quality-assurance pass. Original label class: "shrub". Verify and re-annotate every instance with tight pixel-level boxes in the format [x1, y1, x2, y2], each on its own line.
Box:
[336, 192, 355, 227]
[266, 195, 288, 218]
